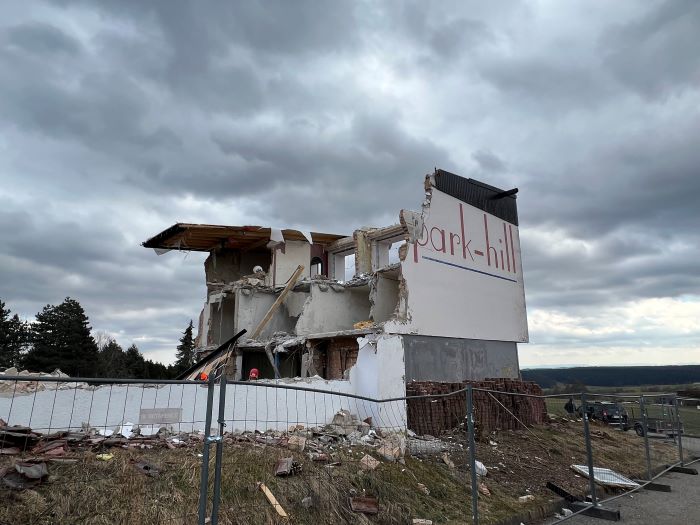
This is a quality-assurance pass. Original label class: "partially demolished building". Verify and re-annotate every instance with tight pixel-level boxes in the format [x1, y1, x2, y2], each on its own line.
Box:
[143, 169, 528, 402]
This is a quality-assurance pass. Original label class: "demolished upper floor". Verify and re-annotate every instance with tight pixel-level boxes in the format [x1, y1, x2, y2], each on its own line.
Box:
[143, 169, 529, 354]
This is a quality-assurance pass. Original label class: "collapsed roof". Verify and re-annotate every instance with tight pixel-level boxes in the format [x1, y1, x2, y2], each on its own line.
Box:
[142, 223, 346, 252]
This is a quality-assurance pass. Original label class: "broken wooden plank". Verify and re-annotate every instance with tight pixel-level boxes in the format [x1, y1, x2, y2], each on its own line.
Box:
[257, 482, 288, 518]
[250, 264, 304, 340]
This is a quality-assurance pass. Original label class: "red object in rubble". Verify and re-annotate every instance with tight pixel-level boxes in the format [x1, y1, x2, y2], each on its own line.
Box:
[199, 372, 208, 381]
[249, 368, 259, 380]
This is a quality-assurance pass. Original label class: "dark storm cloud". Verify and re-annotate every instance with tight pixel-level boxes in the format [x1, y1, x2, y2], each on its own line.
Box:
[472, 150, 506, 173]
[4, 21, 81, 56]
[602, 0, 700, 98]
[209, 110, 451, 226]
[1, 0, 698, 365]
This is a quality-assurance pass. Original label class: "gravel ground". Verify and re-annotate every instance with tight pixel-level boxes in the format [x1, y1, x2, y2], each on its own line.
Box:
[540, 461, 700, 525]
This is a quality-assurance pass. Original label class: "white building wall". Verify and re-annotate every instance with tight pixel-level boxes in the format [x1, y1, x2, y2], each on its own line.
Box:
[0, 335, 407, 434]
[385, 188, 529, 342]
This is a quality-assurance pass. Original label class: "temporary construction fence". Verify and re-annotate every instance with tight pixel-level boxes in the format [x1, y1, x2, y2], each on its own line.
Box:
[471, 389, 697, 525]
[0, 374, 698, 525]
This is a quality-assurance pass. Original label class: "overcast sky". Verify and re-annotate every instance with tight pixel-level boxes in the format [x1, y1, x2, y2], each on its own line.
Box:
[1, 1, 698, 368]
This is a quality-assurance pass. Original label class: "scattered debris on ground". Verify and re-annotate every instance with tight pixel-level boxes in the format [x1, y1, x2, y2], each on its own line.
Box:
[350, 496, 379, 515]
[0, 410, 682, 524]
[570, 464, 640, 488]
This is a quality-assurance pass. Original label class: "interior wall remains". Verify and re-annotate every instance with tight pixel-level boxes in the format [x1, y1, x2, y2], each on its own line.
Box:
[295, 283, 371, 335]
[204, 249, 271, 292]
[273, 240, 311, 286]
[234, 289, 301, 338]
[208, 295, 237, 347]
[370, 269, 400, 322]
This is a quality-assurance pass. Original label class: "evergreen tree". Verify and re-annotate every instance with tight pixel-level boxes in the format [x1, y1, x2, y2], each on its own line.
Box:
[174, 320, 195, 375]
[124, 343, 146, 378]
[23, 297, 99, 376]
[98, 339, 127, 377]
[0, 300, 28, 369]
[143, 359, 171, 380]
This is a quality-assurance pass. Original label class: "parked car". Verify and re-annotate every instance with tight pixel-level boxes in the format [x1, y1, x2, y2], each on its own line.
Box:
[577, 402, 630, 430]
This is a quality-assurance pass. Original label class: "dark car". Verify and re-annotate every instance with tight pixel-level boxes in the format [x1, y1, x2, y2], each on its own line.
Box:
[577, 402, 630, 429]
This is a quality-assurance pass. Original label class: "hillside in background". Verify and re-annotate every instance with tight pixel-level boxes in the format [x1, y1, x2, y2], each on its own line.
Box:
[522, 365, 700, 388]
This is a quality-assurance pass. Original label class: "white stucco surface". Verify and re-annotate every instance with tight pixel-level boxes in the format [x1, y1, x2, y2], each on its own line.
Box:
[0, 337, 407, 434]
[385, 188, 529, 342]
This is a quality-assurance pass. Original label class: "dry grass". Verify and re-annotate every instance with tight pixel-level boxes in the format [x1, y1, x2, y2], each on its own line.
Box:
[0, 420, 683, 525]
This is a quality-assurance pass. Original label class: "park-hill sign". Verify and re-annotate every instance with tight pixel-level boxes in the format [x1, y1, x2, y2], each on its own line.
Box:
[412, 195, 520, 283]
[386, 188, 528, 342]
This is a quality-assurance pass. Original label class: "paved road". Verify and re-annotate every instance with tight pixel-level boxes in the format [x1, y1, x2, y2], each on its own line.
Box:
[682, 436, 700, 455]
[540, 463, 700, 525]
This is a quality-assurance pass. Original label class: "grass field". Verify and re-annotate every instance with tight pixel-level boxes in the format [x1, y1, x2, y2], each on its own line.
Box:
[545, 395, 700, 436]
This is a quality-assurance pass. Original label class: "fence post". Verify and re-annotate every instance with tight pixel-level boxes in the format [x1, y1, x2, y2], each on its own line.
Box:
[198, 375, 216, 525]
[467, 385, 479, 525]
[617, 398, 625, 432]
[639, 395, 652, 481]
[211, 375, 227, 525]
[673, 396, 684, 466]
[581, 393, 598, 506]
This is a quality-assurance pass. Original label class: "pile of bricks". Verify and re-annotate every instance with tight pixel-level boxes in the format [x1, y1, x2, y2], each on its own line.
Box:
[406, 381, 466, 436]
[406, 378, 547, 436]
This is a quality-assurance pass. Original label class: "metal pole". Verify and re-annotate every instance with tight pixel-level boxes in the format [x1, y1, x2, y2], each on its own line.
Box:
[673, 396, 684, 466]
[211, 375, 227, 525]
[640, 395, 652, 481]
[581, 393, 598, 506]
[198, 376, 216, 525]
[467, 385, 479, 525]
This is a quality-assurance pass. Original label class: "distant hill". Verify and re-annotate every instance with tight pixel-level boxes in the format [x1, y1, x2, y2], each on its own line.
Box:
[521, 365, 700, 388]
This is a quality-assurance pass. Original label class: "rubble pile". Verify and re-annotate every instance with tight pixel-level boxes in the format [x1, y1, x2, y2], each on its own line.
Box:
[0, 368, 88, 394]
[2, 408, 459, 493]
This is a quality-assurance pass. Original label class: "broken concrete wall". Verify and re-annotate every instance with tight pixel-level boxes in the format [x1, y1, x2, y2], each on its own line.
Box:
[402, 335, 519, 382]
[207, 294, 237, 347]
[347, 334, 406, 426]
[295, 282, 371, 335]
[348, 334, 405, 401]
[205, 249, 271, 292]
[370, 267, 400, 322]
[234, 288, 302, 338]
[195, 301, 209, 350]
[197, 248, 273, 350]
[272, 240, 310, 286]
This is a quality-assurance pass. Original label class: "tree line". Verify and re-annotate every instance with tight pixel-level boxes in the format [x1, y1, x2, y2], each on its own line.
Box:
[522, 365, 700, 388]
[0, 298, 198, 379]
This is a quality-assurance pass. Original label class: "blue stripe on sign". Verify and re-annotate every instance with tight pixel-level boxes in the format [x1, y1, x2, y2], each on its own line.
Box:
[421, 256, 518, 283]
